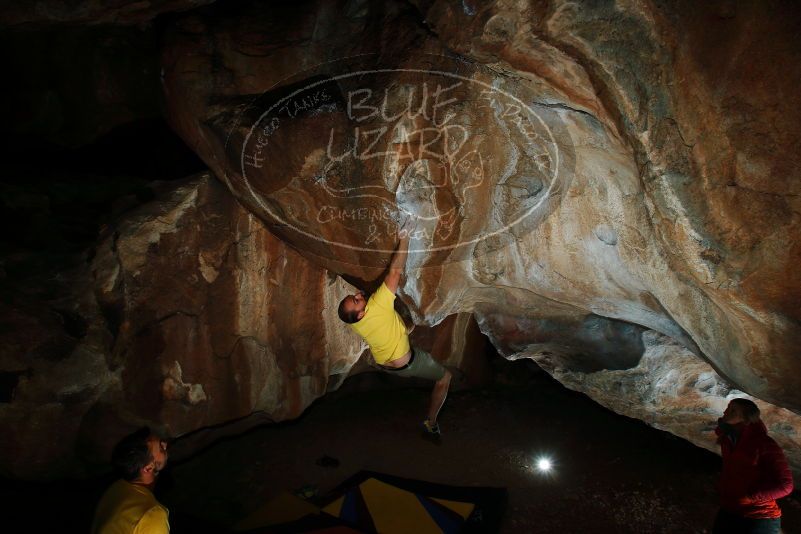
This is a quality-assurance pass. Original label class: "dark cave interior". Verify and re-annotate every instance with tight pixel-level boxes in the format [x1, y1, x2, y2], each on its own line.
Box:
[1, 1, 800, 533]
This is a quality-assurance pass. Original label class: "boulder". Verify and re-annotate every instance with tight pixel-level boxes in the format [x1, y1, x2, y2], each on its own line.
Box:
[529, 330, 801, 474]
[158, 0, 801, 470]
[0, 174, 365, 478]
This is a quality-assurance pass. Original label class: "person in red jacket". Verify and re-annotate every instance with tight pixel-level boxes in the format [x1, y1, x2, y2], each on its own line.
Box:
[713, 398, 794, 534]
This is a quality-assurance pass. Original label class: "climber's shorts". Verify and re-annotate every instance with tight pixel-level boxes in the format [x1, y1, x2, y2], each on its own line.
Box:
[381, 346, 447, 382]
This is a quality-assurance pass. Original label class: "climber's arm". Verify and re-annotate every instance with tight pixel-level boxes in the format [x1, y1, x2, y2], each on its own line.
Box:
[383, 230, 410, 294]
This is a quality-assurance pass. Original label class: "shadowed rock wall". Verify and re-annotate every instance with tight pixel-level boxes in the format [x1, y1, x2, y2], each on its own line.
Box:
[0, 175, 365, 478]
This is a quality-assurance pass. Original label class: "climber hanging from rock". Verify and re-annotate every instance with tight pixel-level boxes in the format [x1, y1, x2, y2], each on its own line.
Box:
[337, 220, 452, 444]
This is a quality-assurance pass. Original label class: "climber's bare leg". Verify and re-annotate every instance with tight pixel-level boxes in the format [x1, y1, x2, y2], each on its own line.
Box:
[427, 370, 452, 425]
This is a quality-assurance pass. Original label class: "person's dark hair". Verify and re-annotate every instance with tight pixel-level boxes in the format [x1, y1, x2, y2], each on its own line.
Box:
[338, 297, 359, 324]
[111, 427, 153, 481]
[731, 398, 761, 423]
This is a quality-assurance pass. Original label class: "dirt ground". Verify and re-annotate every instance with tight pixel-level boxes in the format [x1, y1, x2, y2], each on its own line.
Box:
[3, 358, 800, 533]
[159, 359, 800, 533]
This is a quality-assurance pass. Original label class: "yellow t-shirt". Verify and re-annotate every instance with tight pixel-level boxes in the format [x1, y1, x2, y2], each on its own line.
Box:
[92, 479, 170, 534]
[350, 282, 411, 364]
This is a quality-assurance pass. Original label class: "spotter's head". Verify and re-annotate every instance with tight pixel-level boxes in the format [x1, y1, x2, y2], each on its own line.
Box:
[722, 398, 761, 425]
[111, 427, 169, 486]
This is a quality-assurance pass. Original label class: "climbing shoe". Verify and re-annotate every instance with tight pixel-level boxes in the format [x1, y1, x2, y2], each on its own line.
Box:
[421, 419, 442, 445]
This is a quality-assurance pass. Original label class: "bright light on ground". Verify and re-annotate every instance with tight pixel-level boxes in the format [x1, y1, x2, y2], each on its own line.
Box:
[536, 456, 553, 473]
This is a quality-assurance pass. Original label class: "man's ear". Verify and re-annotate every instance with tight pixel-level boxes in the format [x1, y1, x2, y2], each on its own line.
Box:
[357, 310, 365, 321]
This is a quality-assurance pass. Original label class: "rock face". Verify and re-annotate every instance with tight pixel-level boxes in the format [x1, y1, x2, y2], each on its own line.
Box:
[91, 174, 365, 432]
[496, 328, 801, 472]
[423, 0, 801, 407]
[0, 175, 365, 478]
[158, 0, 801, 470]
[0, 0, 213, 27]
[1, 27, 160, 147]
